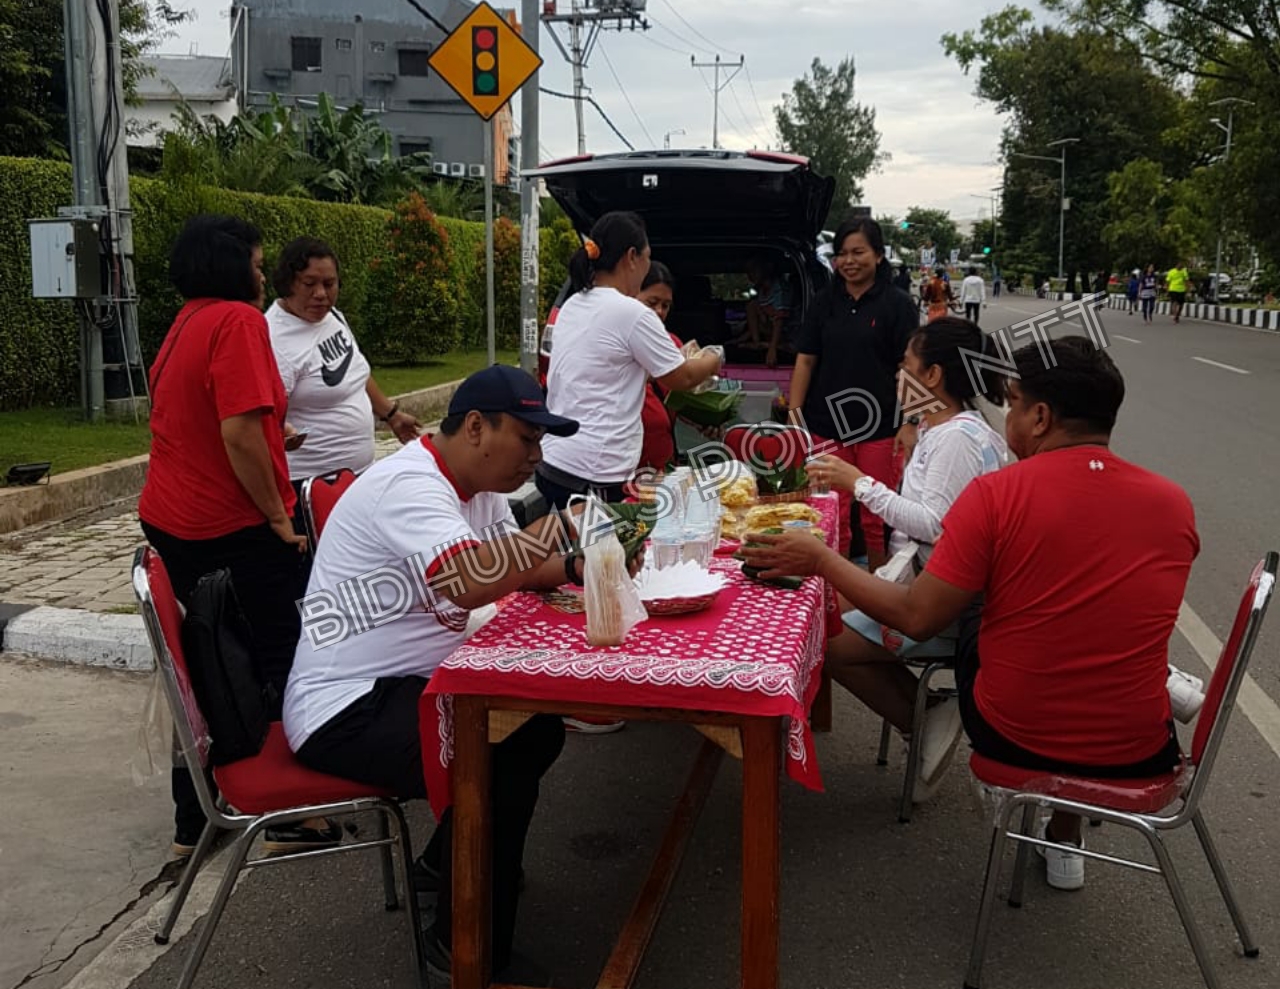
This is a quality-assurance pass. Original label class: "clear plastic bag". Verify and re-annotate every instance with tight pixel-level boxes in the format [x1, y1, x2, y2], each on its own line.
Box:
[580, 495, 647, 646]
[130, 667, 174, 787]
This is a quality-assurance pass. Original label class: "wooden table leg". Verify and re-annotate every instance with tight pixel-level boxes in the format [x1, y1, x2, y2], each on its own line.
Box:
[453, 695, 492, 989]
[740, 717, 781, 989]
[810, 668, 833, 733]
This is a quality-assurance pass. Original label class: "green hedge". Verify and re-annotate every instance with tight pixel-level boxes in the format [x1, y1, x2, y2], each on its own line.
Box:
[0, 156, 587, 410]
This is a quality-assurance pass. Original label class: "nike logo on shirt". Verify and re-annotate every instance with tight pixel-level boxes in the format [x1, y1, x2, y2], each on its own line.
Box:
[318, 330, 354, 387]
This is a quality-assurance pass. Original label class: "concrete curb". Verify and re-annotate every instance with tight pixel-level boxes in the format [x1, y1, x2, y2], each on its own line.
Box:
[0, 379, 466, 537]
[1, 605, 152, 671]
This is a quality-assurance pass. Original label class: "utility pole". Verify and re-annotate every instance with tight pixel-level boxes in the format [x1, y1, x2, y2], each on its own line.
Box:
[1209, 98, 1253, 304]
[1012, 137, 1078, 282]
[689, 54, 744, 149]
[543, 1, 648, 154]
[56, 0, 146, 421]
[519, 0, 541, 376]
[663, 128, 685, 150]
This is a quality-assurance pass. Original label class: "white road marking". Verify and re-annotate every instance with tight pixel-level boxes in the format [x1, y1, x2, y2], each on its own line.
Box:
[971, 401, 1280, 764]
[1191, 356, 1250, 375]
[1113, 334, 1143, 344]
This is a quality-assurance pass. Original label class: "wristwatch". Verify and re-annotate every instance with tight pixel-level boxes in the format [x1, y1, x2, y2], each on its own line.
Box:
[564, 551, 584, 586]
[853, 475, 876, 502]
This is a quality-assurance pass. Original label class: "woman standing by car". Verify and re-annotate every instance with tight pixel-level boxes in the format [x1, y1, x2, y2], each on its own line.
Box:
[636, 262, 682, 473]
[139, 215, 337, 856]
[266, 237, 420, 498]
[788, 216, 918, 569]
[537, 211, 722, 507]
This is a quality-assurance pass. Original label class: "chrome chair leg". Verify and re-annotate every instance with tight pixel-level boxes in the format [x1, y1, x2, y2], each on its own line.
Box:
[898, 661, 947, 823]
[376, 812, 400, 911]
[1145, 826, 1223, 989]
[387, 801, 427, 981]
[1006, 803, 1037, 908]
[1192, 809, 1259, 957]
[964, 802, 1015, 989]
[156, 820, 221, 945]
[876, 720, 891, 766]
[175, 828, 256, 989]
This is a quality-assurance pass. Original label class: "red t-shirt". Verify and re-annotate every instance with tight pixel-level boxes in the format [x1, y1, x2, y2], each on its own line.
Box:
[637, 332, 682, 473]
[926, 446, 1198, 767]
[139, 299, 295, 540]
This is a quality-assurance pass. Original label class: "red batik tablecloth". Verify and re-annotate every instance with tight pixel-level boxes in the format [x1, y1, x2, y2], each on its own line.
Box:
[419, 493, 841, 819]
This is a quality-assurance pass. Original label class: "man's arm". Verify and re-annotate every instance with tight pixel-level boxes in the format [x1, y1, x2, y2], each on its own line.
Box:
[815, 553, 976, 641]
[432, 511, 575, 610]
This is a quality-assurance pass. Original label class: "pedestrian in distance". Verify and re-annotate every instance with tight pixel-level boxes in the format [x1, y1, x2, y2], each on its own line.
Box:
[1139, 264, 1158, 323]
[1126, 269, 1140, 315]
[922, 268, 955, 323]
[894, 263, 913, 293]
[992, 272, 1002, 298]
[1166, 260, 1191, 324]
[959, 266, 986, 325]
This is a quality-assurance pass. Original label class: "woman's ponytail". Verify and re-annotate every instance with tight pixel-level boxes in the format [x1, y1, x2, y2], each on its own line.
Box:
[908, 315, 1005, 407]
[568, 211, 649, 294]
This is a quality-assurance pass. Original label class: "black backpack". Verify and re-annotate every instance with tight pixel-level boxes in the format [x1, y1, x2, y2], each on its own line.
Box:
[181, 569, 276, 766]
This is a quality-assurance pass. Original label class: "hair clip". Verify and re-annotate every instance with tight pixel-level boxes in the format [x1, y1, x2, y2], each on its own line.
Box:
[584, 238, 601, 260]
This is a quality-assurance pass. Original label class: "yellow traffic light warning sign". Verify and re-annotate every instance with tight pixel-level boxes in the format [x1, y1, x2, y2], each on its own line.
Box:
[429, 2, 542, 121]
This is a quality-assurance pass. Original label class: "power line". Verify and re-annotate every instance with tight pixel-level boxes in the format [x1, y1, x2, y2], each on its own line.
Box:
[726, 77, 765, 148]
[648, 15, 716, 58]
[599, 38, 655, 148]
[539, 86, 634, 151]
[635, 27, 693, 57]
[742, 64, 774, 139]
[399, 0, 449, 34]
[656, 0, 740, 57]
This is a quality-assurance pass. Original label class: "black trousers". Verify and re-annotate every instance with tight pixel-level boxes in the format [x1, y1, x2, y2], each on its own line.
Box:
[954, 601, 1180, 778]
[964, 302, 982, 324]
[296, 676, 565, 971]
[534, 464, 627, 510]
[142, 520, 308, 836]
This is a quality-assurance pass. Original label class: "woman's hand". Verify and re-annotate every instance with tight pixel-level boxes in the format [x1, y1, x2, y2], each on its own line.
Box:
[804, 454, 863, 492]
[739, 530, 830, 580]
[270, 515, 308, 553]
[388, 409, 421, 444]
[893, 421, 918, 463]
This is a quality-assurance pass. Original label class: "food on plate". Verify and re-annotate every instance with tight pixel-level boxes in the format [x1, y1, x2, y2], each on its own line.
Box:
[744, 502, 821, 531]
[720, 508, 745, 540]
[718, 474, 758, 510]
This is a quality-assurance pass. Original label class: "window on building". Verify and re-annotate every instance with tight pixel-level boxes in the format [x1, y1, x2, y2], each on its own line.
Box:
[399, 140, 433, 157]
[335, 38, 353, 51]
[370, 41, 387, 53]
[399, 48, 431, 76]
[291, 36, 322, 71]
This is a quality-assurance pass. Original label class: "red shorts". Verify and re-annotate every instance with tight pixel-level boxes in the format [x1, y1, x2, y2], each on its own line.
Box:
[817, 435, 900, 559]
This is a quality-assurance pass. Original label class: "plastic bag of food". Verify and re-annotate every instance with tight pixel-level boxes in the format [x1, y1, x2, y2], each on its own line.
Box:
[581, 496, 648, 646]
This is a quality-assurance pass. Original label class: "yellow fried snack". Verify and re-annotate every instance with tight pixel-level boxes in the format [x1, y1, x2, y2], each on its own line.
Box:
[718, 474, 758, 509]
[744, 503, 821, 531]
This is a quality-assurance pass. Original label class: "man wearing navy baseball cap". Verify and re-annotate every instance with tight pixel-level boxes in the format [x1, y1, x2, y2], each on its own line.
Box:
[284, 364, 582, 985]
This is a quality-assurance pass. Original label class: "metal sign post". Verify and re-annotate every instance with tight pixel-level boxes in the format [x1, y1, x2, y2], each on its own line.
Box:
[430, 1, 543, 370]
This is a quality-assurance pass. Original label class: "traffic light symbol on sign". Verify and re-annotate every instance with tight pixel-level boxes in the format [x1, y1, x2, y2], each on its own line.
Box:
[473, 26, 498, 96]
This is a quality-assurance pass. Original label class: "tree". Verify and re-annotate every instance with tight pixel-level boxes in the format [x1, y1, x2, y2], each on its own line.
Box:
[897, 207, 962, 262]
[773, 57, 886, 227]
[306, 93, 433, 206]
[942, 7, 1183, 284]
[0, 0, 189, 158]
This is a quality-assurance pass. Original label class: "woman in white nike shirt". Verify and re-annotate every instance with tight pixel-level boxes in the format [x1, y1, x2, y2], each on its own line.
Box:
[266, 238, 421, 499]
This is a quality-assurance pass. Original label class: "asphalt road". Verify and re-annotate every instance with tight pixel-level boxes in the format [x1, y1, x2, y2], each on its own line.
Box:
[984, 295, 1280, 705]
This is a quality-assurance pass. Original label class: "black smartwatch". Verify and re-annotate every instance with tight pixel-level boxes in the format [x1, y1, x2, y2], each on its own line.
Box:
[564, 551, 584, 586]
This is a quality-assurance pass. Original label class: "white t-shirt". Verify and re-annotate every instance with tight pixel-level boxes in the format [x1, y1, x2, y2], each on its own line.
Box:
[541, 286, 685, 483]
[283, 438, 516, 750]
[858, 410, 1007, 562]
[959, 275, 986, 305]
[266, 301, 375, 480]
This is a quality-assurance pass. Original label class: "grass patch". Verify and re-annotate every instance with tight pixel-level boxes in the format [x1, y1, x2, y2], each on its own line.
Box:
[372, 349, 520, 397]
[104, 604, 138, 615]
[0, 407, 152, 477]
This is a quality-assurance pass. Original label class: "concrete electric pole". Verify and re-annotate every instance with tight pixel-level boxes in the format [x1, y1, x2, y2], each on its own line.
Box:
[689, 54, 744, 150]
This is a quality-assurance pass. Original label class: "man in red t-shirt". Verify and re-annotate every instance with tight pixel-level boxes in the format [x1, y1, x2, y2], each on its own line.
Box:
[743, 336, 1196, 891]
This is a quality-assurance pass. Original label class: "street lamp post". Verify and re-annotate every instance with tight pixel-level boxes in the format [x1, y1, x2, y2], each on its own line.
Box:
[663, 128, 686, 150]
[1011, 137, 1080, 281]
[1209, 98, 1253, 303]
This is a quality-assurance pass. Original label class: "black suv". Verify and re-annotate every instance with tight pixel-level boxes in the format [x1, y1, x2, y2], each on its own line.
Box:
[531, 149, 835, 389]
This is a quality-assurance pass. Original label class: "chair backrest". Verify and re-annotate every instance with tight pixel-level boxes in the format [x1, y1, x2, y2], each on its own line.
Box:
[300, 468, 358, 546]
[1185, 552, 1278, 806]
[723, 423, 811, 470]
[131, 546, 212, 774]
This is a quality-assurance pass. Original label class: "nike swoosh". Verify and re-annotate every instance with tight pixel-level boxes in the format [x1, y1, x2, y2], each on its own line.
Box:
[321, 348, 353, 387]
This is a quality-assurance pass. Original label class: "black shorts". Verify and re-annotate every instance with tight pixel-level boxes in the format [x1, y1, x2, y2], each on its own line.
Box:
[1169, 291, 1186, 305]
[954, 602, 1181, 779]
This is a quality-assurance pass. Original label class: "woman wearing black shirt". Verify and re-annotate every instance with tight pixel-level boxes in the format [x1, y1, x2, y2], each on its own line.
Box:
[788, 216, 918, 570]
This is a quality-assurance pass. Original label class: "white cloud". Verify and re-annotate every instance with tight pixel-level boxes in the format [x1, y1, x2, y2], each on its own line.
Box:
[168, 0, 1014, 220]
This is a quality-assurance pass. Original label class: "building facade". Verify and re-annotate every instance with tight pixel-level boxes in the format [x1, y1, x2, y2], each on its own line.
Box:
[229, 0, 518, 185]
[127, 55, 238, 148]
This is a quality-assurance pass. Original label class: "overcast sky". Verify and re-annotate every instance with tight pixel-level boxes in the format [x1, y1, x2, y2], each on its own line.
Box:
[167, 0, 1022, 225]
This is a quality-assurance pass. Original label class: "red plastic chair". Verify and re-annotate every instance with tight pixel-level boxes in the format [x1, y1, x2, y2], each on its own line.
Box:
[300, 468, 358, 546]
[132, 546, 424, 989]
[964, 552, 1277, 989]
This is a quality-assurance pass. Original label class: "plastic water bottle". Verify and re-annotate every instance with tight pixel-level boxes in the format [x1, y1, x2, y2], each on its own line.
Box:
[681, 486, 720, 569]
[650, 474, 686, 570]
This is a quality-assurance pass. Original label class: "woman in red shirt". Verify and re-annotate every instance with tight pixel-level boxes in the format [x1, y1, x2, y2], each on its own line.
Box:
[138, 215, 329, 855]
[637, 262, 682, 473]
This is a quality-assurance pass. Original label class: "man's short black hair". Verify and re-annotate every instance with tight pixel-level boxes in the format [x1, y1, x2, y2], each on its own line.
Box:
[169, 214, 262, 302]
[437, 411, 504, 436]
[1012, 335, 1125, 433]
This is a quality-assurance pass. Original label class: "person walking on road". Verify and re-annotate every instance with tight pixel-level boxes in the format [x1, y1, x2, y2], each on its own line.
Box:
[1166, 261, 1191, 323]
[959, 267, 986, 325]
[1125, 270, 1140, 314]
[1139, 264, 1158, 323]
[921, 268, 955, 323]
[992, 272, 1002, 298]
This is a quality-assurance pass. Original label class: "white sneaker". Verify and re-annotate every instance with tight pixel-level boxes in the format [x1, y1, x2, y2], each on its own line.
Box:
[1035, 819, 1085, 891]
[1167, 665, 1205, 724]
[916, 698, 963, 793]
